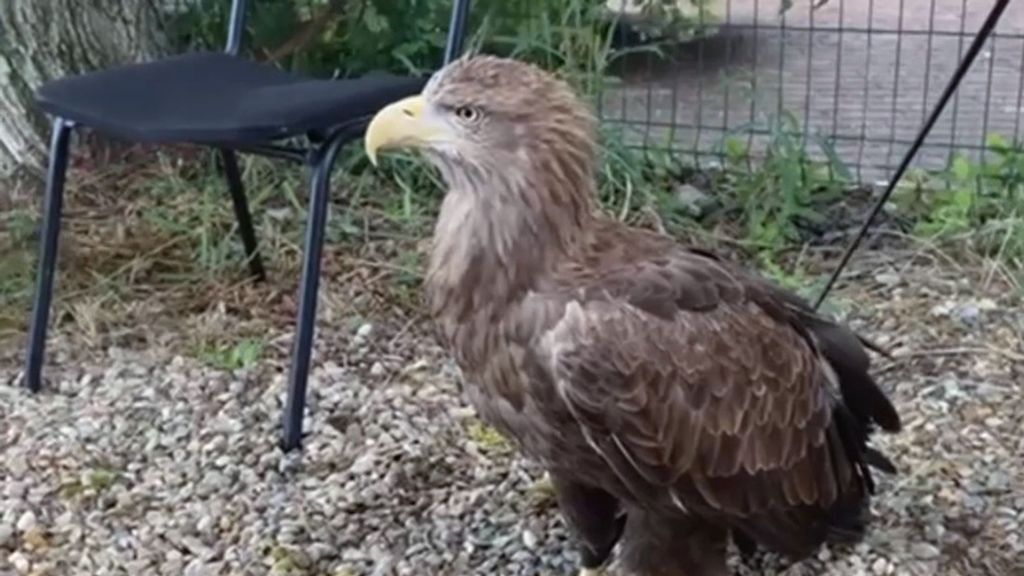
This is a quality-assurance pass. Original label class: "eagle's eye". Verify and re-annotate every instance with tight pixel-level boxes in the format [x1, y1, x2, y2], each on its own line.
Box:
[454, 105, 480, 124]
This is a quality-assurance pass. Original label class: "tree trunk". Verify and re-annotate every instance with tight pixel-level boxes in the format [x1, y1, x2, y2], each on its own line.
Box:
[0, 0, 168, 197]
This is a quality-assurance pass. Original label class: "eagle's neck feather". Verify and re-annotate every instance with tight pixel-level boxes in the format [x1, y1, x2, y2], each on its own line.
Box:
[425, 159, 594, 329]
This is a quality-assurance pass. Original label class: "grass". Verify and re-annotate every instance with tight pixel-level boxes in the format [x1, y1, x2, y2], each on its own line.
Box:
[0, 143, 446, 363]
[0, 113, 865, 366]
[2, 131, 1015, 372]
[892, 134, 1024, 275]
[192, 337, 265, 371]
[3, 0, 1022, 370]
[59, 466, 122, 501]
[0, 208, 37, 335]
[466, 419, 514, 456]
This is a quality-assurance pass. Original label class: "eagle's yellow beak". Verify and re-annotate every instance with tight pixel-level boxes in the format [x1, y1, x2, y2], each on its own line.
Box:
[364, 94, 441, 167]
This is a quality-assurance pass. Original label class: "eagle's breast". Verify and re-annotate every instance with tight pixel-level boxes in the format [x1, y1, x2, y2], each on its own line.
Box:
[435, 296, 608, 473]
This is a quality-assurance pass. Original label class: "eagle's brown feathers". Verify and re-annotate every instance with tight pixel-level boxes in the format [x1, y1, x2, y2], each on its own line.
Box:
[364, 54, 901, 575]
[535, 226, 898, 559]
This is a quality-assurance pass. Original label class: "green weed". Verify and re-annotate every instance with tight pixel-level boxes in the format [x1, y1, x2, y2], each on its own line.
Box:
[893, 133, 1024, 272]
[132, 152, 304, 278]
[58, 466, 122, 501]
[0, 209, 38, 336]
[0, 0, 899, 356]
[193, 337, 265, 370]
[466, 419, 513, 456]
[717, 111, 850, 255]
[168, 0, 710, 78]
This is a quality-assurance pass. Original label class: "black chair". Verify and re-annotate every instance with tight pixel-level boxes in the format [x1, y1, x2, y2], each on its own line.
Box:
[23, 0, 473, 451]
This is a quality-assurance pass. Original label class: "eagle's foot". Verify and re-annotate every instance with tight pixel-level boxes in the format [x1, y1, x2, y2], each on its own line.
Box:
[616, 512, 730, 576]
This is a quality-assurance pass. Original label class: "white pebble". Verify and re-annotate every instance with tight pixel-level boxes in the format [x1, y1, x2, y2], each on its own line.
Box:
[8, 551, 30, 573]
[350, 453, 377, 475]
[6, 454, 28, 478]
[0, 524, 13, 547]
[911, 542, 941, 560]
[15, 511, 36, 533]
[356, 323, 374, 339]
[521, 529, 538, 549]
[196, 515, 215, 536]
[184, 558, 221, 576]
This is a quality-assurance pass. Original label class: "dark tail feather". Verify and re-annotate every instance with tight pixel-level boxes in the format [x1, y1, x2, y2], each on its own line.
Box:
[838, 370, 902, 433]
[745, 285, 903, 558]
[797, 315, 902, 434]
[863, 446, 897, 474]
[823, 412, 873, 545]
[857, 333, 894, 359]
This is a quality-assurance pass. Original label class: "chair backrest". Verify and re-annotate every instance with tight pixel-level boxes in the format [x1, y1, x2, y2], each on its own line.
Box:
[224, 0, 472, 67]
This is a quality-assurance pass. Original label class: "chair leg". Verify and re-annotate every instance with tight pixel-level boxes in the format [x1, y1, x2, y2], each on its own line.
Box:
[24, 118, 74, 393]
[281, 136, 348, 451]
[219, 148, 266, 281]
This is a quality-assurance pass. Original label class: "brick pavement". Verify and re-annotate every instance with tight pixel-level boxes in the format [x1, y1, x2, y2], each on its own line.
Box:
[601, 0, 1024, 183]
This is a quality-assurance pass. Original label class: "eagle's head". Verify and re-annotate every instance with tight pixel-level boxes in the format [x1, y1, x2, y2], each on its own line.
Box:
[364, 55, 598, 203]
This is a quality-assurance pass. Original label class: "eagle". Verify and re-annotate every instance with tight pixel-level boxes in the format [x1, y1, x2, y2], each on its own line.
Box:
[363, 55, 902, 576]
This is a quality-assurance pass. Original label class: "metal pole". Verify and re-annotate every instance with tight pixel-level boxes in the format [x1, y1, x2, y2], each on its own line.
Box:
[225, 0, 249, 56]
[444, 0, 473, 65]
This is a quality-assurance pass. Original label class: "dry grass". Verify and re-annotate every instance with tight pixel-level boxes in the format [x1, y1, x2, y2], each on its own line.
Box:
[0, 141, 439, 370]
[1, 138, 1021, 376]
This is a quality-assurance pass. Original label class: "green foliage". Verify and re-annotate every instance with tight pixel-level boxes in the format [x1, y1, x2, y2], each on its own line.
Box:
[595, 126, 700, 233]
[170, 0, 450, 75]
[164, 0, 715, 246]
[893, 133, 1024, 268]
[194, 337, 265, 370]
[59, 467, 122, 501]
[466, 418, 514, 455]
[168, 0, 709, 78]
[0, 209, 40, 337]
[138, 152, 302, 278]
[717, 111, 850, 256]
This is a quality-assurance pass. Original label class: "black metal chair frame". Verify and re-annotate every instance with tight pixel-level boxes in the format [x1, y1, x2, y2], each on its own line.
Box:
[23, 0, 472, 451]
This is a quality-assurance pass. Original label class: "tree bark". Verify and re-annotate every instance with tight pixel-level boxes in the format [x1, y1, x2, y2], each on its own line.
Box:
[0, 0, 168, 195]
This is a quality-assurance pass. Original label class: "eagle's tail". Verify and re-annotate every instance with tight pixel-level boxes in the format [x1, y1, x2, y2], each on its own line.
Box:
[769, 283, 902, 437]
[816, 316, 900, 549]
[729, 448, 872, 563]
[730, 329, 901, 561]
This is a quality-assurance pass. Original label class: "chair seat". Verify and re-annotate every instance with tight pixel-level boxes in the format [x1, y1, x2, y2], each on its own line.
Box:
[35, 52, 428, 144]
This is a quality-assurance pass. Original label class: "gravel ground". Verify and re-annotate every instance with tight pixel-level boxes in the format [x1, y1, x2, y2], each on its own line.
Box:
[1, 253, 1022, 576]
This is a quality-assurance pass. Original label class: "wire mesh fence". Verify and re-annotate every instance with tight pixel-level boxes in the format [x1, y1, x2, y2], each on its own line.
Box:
[158, 0, 1024, 186]
[597, 0, 1024, 185]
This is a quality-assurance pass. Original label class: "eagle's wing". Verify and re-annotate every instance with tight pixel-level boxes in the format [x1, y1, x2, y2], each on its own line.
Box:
[535, 248, 898, 555]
